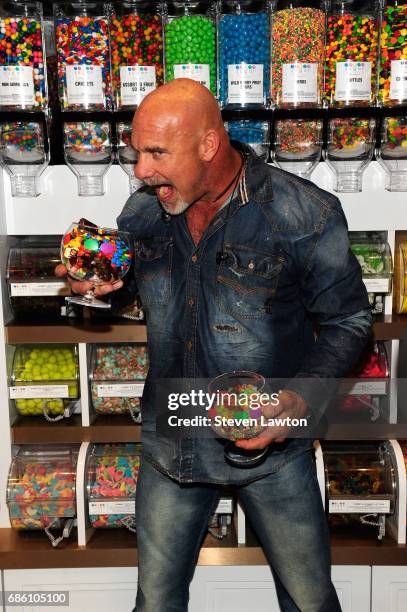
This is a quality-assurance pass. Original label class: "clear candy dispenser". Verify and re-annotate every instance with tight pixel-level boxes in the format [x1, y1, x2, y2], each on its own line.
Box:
[0, 121, 49, 197]
[10, 344, 80, 421]
[324, 117, 375, 192]
[7, 444, 78, 546]
[116, 121, 143, 193]
[89, 344, 148, 422]
[63, 121, 113, 196]
[377, 117, 407, 192]
[323, 441, 397, 539]
[86, 443, 141, 529]
[272, 118, 322, 179]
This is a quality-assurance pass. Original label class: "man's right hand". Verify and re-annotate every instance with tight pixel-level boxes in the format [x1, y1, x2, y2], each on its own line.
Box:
[55, 264, 124, 297]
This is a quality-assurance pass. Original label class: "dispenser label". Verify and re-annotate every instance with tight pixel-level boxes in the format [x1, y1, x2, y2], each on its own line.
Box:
[227, 63, 264, 104]
[89, 500, 135, 515]
[363, 277, 391, 293]
[329, 499, 391, 514]
[339, 380, 388, 395]
[0, 66, 35, 106]
[10, 385, 69, 399]
[96, 383, 145, 398]
[173, 64, 210, 90]
[10, 282, 71, 297]
[120, 66, 156, 106]
[66, 65, 104, 105]
[390, 60, 407, 100]
[282, 63, 318, 103]
[335, 61, 372, 101]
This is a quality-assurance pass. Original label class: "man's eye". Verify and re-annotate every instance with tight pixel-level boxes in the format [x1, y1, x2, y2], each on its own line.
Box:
[152, 151, 164, 160]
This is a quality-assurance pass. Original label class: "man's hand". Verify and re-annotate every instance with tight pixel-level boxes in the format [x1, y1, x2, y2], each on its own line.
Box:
[55, 264, 124, 297]
[235, 389, 308, 451]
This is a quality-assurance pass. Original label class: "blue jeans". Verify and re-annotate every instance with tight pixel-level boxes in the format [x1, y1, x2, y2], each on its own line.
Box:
[134, 450, 341, 612]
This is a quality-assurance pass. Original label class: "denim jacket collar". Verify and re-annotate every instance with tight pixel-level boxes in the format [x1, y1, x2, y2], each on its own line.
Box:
[232, 141, 274, 205]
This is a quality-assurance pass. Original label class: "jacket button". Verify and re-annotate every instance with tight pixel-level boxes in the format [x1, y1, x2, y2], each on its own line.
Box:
[188, 297, 195, 306]
[191, 255, 197, 263]
[248, 261, 255, 270]
[187, 340, 193, 351]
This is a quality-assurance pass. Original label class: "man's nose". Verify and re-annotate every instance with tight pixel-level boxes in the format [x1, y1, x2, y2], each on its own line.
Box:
[134, 153, 155, 181]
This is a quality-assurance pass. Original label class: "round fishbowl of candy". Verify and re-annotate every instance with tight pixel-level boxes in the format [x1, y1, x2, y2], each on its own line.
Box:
[208, 371, 272, 467]
[61, 219, 133, 309]
[208, 371, 266, 441]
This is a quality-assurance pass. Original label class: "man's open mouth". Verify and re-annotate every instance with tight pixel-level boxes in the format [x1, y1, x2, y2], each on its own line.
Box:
[156, 185, 175, 200]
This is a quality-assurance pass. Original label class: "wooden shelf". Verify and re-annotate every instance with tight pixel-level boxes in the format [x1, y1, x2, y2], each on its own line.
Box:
[5, 321, 148, 344]
[11, 415, 141, 444]
[0, 527, 406, 570]
[4, 315, 407, 344]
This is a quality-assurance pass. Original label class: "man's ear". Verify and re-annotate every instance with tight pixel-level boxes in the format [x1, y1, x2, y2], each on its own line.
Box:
[199, 129, 220, 162]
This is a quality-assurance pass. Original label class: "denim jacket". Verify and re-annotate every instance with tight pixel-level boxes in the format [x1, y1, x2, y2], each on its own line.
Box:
[117, 144, 372, 485]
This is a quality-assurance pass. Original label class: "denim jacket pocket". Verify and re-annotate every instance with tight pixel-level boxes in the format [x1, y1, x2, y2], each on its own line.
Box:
[216, 243, 284, 319]
[134, 236, 173, 306]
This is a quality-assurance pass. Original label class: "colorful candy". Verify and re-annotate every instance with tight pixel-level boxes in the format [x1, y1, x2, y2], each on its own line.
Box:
[110, 5, 163, 108]
[164, 13, 216, 95]
[0, 121, 44, 162]
[87, 443, 141, 528]
[379, 3, 407, 105]
[7, 448, 77, 530]
[218, 9, 270, 107]
[382, 117, 407, 154]
[325, 449, 386, 497]
[91, 344, 148, 417]
[0, 15, 46, 109]
[325, 9, 379, 105]
[11, 345, 79, 417]
[55, 10, 112, 110]
[271, 6, 325, 107]
[274, 119, 322, 156]
[328, 118, 373, 157]
[64, 122, 110, 159]
[208, 382, 265, 441]
[62, 220, 133, 283]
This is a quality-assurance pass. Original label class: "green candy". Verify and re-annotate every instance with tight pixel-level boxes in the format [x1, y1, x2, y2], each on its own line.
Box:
[165, 15, 216, 95]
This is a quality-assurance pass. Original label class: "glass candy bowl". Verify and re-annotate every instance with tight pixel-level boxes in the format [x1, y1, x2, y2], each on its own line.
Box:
[61, 220, 133, 309]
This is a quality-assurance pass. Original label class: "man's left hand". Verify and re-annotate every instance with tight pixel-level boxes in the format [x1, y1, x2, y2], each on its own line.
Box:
[235, 389, 308, 450]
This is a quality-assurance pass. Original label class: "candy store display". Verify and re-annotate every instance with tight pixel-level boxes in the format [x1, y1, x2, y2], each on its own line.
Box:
[322, 441, 396, 538]
[117, 121, 143, 193]
[271, 118, 322, 179]
[207, 371, 266, 441]
[379, 1, 407, 106]
[10, 344, 79, 421]
[225, 119, 269, 159]
[335, 341, 389, 422]
[0, 2, 47, 110]
[7, 445, 78, 535]
[164, 1, 216, 95]
[271, 1, 326, 108]
[63, 121, 112, 196]
[89, 344, 149, 421]
[350, 239, 393, 311]
[377, 117, 407, 191]
[6, 244, 77, 322]
[55, 1, 112, 110]
[86, 443, 141, 529]
[324, 117, 375, 192]
[394, 236, 407, 313]
[61, 219, 133, 309]
[218, 0, 270, 108]
[110, 0, 163, 109]
[325, 0, 379, 107]
[0, 121, 49, 197]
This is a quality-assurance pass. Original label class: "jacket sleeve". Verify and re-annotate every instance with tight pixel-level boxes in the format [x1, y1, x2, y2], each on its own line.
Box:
[286, 196, 373, 410]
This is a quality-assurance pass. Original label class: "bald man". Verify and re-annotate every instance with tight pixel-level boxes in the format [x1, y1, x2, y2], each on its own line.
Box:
[59, 80, 372, 612]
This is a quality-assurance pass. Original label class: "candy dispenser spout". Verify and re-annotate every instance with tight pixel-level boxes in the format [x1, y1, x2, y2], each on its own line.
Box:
[334, 173, 362, 193]
[10, 175, 41, 198]
[77, 175, 105, 197]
